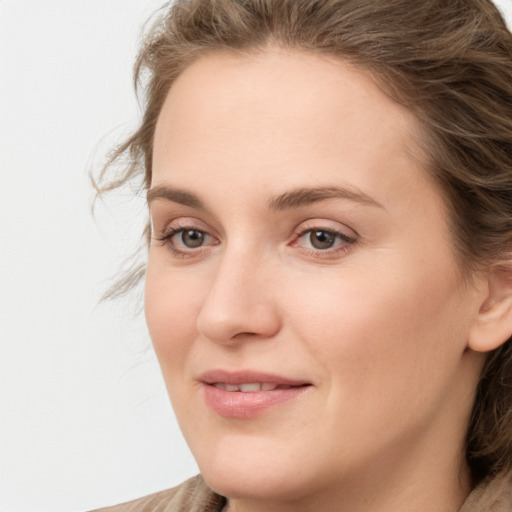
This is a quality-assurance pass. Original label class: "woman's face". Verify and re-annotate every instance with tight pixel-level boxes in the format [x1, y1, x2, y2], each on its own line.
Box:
[146, 49, 486, 508]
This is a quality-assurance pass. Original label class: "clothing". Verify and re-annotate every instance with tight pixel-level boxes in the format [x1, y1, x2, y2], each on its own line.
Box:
[92, 471, 512, 512]
[459, 471, 512, 511]
[91, 475, 225, 512]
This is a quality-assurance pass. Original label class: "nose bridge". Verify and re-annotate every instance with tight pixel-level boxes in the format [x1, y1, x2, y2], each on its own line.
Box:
[196, 242, 280, 344]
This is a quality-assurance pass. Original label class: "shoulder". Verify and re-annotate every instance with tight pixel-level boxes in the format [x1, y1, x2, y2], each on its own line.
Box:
[459, 471, 512, 512]
[91, 474, 225, 512]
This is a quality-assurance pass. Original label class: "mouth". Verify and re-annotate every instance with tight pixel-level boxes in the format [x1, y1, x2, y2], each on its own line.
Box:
[199, 370, 312, 418]
[212, 382, 303, 392]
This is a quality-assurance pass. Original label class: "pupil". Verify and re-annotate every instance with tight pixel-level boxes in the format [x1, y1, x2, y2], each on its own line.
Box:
[310, 230, 335, 249]
[182, 230, 204, 248]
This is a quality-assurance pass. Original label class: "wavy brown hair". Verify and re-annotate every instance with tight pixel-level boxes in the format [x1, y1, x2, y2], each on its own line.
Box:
[94, 0, 512, 482]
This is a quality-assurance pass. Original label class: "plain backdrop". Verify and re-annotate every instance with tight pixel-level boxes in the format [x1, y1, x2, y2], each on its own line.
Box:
[0, 1, 511, 511]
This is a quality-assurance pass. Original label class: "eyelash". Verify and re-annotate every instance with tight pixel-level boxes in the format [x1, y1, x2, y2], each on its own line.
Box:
[155, 225, 217, 258]
[154, 224, 357, 259]
[291, 226, 357, 257]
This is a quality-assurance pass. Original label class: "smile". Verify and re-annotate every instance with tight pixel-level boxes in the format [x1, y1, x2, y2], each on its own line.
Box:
[199, 370, 312, 419]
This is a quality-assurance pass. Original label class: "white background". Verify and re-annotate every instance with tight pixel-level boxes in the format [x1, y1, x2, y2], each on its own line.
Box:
[0, 1, 511, 511]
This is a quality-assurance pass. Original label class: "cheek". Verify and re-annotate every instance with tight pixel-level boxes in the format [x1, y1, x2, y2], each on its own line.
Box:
[144, 261, 202, 368]
[289, 257, 468, 406]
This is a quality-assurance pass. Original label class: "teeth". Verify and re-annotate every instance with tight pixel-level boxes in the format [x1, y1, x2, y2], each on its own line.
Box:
[239, 383, 262, 392]
[213, 383, 280, 392]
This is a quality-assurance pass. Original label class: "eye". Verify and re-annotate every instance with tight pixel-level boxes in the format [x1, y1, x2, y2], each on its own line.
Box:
[155, 224, 218, 256]
[291, 225, 356, 256]
[305, 230, 339, 250]
[177, 229, 207, 248]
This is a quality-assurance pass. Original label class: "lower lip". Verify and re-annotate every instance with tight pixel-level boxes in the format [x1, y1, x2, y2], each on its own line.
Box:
[202, 384, 310, 419]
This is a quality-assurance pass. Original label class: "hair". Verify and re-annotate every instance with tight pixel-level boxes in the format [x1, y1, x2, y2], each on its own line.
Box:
[94, 0, 512, 483]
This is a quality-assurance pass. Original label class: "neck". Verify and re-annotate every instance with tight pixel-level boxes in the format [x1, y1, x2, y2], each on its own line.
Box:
[224, 456, 472, 512]
[222, 410, 474, 512]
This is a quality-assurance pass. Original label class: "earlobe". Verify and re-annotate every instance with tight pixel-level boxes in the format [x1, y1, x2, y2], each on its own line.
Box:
[468, 265, 512, 353]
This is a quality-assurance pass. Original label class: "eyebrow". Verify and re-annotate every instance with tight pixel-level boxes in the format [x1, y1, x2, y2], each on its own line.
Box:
[147, 185, 205, 209]
[267, 186, 384, 210]
[147, 184, 383, 211]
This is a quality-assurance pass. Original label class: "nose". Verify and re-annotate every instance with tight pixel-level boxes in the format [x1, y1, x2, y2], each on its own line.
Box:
[196, 250, 281, 345]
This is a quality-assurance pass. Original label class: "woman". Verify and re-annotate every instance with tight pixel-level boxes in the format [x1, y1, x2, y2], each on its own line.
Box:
[94, 0, 512, 510]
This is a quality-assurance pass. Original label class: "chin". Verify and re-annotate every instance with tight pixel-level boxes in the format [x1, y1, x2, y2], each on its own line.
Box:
[192, 434, 320, 502]
[202, 463, 308, 503]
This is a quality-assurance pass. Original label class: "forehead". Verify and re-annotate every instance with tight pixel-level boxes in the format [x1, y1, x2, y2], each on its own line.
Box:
[152, 48, 427, 199]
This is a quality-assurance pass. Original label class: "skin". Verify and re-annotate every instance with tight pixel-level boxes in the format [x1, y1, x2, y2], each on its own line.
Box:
[145, 48, 492, 512]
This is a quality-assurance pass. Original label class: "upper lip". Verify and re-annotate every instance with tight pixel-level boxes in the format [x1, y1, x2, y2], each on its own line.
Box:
[198, 369, 311, 387]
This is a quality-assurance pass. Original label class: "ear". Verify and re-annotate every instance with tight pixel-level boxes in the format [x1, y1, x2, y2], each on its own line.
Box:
[468, 264, 512, 353]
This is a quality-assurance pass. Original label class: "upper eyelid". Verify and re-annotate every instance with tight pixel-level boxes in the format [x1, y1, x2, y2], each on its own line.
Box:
[294, 224, 354, 236]
[153, 215, 358, 241]
[292, 228, 356, 246]
[157, 225, 214, 242]
[152, 216, 213, 234]
[293, 218, 358, 238]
